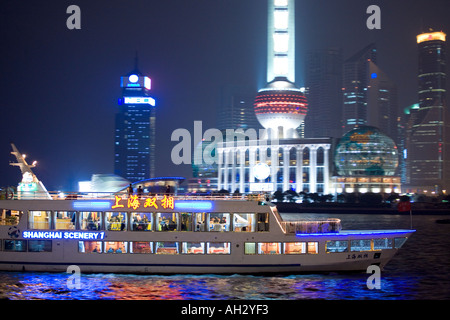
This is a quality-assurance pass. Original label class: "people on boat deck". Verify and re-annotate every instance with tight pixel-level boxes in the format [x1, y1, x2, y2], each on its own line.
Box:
[127, 184, 133, 196]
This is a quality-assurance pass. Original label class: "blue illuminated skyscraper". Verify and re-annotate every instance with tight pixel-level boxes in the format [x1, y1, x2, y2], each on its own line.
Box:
[114, 62, 156, 182]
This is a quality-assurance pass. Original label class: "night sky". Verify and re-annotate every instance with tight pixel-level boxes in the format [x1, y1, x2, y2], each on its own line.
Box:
[0, 0, 449, 191]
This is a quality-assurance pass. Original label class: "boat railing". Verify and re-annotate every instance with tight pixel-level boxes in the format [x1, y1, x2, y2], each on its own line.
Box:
[280, 219, 342, 234]
[1, 191, 269, 202]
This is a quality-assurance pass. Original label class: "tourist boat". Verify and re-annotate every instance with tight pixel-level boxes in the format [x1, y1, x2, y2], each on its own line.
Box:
[0, 192, 415, 274]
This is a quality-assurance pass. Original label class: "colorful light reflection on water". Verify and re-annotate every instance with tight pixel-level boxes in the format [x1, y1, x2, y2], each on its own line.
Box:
[0, 272, 421, 300]
[1, 214, 449, 300]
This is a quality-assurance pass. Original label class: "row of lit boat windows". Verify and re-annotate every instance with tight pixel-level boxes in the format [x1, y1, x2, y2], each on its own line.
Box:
[0, 240, 318, 255]
[325, 238, 407, 252]
[1, 238, 407, 254]
[27, 211, 270, 233]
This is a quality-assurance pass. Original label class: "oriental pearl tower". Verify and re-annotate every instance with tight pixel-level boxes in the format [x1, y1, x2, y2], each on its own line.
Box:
[254, 0, 307, 139]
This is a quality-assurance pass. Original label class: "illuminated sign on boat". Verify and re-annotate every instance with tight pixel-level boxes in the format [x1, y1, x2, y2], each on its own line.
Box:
[72, 196, 211, 212]
[111, 195, 175, 210]
[23, 230, 105, 240]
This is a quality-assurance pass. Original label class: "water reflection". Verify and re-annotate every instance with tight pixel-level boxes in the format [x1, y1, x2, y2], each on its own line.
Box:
[0, 271, 421, 300]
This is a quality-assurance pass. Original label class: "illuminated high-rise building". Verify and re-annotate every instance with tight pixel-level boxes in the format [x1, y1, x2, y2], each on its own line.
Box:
[114, 62, 156, 182]
[367, 61, 399, 144]
[217, 85, 261, 131]
[342, 44, 398, 144]
[304, 48, 343, 139]
[406, 30, 448, 192]
[342, 43, 377, 133]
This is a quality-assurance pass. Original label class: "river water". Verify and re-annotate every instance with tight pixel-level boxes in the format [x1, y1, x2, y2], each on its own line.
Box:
[0, 213, 449, 301]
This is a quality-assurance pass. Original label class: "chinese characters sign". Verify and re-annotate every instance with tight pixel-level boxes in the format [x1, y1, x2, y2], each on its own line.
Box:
[112, 195, 175, 210]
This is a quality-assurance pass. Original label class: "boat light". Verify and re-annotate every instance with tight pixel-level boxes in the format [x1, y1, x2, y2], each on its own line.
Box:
[174, 201, 213, 211]
[73, 201, 112, 210]
[295, 230, 415, 238]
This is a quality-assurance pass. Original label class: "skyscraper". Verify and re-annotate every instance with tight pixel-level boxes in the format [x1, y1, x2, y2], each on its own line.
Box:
[342, 43, 377, 133]
[342, 44, 398, 142]
[406, 30, 448, 192]
[304, 48, 343, 139]
[217, 85, 261, 131]
[114, 63, 156, 182]
[367, 61, 399, 143]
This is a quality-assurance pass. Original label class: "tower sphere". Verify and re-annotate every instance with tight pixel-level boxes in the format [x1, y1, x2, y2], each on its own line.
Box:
[254, 77, 308, 138]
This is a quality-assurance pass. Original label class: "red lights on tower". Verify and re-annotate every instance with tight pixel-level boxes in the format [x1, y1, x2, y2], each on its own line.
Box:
[254, 91, 308, 115]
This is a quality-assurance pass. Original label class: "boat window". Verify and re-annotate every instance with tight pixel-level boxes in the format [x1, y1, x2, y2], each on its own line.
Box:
[180, 213, 193, 231]
[28, 240, 52, 252]
[307, 242, 319, 254]
[244, 242, 256, 254]
[233, 213, 256, 232]
[0, 210, 21, 226]
[394, 237, 407, 249]
[105, 241, 128, 254]
[182, 242, 205, 254]
[55, 211, 76, 230]
[105, 212, 127, 231]
[131, 213, 153, 231]
[4, 240, 27, 252]
[373, 238, 393, 250]
[28, 211, 51, 229]
[326, 240, 348, 253]
[80, 212, 102, 231]
[257, 213, 269, 231]
[194, 212, 207, 231]
[131, 242, 153, 254]
[79, 241, 102, 253]
[207, 242, 231, 254]
[350, 239, 372, 252]
[155, 241, 179, 254]
[284, 242, 306, 254]
[258, 242, 281, 254]
[209, 213, 230, 232]
[156, 213, 178, 231]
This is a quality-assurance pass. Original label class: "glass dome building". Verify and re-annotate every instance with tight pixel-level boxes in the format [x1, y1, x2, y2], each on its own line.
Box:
[335, 126, 398, 176]
[332, 126, 401, 194]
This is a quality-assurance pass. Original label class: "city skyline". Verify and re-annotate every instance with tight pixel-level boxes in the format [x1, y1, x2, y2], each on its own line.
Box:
[0, 0, 449, 190]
